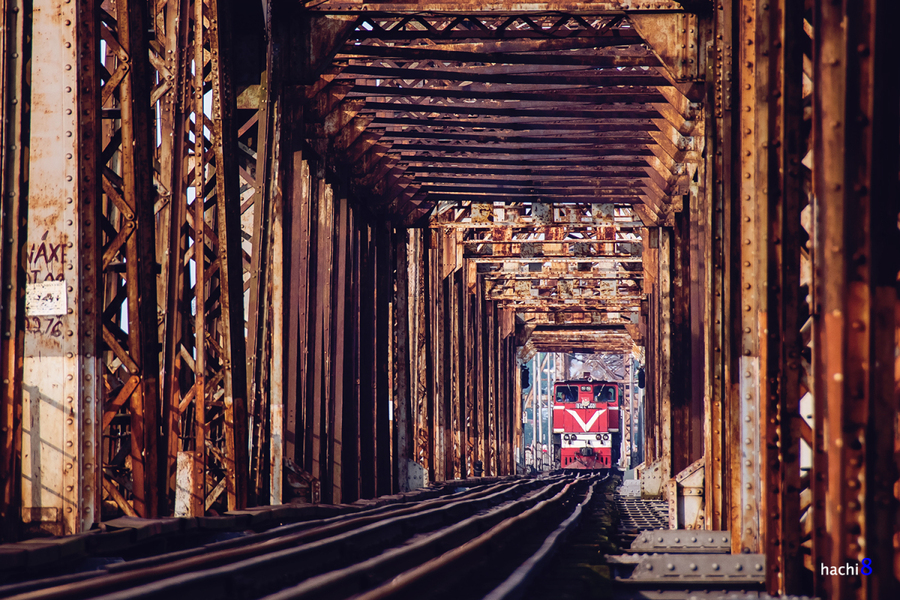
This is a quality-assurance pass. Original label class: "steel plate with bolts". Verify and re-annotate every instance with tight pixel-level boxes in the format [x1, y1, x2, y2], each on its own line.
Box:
[629, 529, 731, 554]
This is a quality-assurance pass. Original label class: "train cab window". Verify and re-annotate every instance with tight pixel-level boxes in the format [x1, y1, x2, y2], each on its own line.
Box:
[594, 385, 617, 404]
[555, 385, 578, 403]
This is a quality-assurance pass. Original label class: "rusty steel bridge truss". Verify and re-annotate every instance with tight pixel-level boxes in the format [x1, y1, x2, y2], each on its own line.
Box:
[1, 0, 898, 598]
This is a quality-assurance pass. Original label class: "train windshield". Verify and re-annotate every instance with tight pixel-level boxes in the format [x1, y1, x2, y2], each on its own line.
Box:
[555, 385, 578, 403]
[594, 384, 617, 403]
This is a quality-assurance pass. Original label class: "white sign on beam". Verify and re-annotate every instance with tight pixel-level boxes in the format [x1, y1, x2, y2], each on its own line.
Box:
[25, 281, 68, 316]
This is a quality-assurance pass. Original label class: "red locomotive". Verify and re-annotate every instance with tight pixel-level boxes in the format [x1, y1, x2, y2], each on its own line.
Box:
[553, 380, 620, 470]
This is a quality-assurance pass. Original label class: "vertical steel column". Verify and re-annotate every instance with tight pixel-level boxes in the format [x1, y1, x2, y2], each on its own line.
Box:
[210, 0, 249, 512]
[343, 209, 361, 501]
[21, 0, 91, 534]
[0, 0, 26, 540]
[732, 0, 805, 577]
[432, 232, 446, 481]
[464, 273, 477, 477]
[307, 175, 333, 486]
[359, 222, 377, 495]
[546, 354, 553, 471]
[95, 0, 160, 523]
[458, 269, 472, 477]
[245, 7, 276, 506]
[455, 269, 466, 478]
[762, 0, 804, 593]
[629, 359, 635, 469]
[530, 352, 541, 468]
[658, 228, 672, 481]
[420, 231, 435, 482]
[281, 95, 307, 492]
[813, 0, 900, 597]
[156, 0, 190, 516]
[535, 354, 541, 469]
[449, 270, 461, 480]
[512, 340, 522, 473]
[409, 229, 429, 482]
[472, 276, 490, 478]
[327, 195, 348, 503]
[375, 223, 393, 494]
[485, 298, 496, 475]
[671, 199, 696, 474]
[642, 228, 659, 466]
[266, 93, 285, 506]
[163, 0, 249, 514]
[118, 0, 160, 519]
[735, 0, 762, 555]
[393, 229, 411, 491]
[77, 0, 103, 531]
[707, 0, 733, 534]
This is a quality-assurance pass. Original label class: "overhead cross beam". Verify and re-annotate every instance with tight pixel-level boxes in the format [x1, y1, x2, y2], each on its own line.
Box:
[290, 9, 702, 224]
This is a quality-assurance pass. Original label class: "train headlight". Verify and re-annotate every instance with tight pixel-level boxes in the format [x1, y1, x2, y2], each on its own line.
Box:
[595, 433, 602, 440]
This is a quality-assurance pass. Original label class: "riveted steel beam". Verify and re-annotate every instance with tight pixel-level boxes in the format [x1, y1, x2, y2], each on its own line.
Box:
[158, 0, 249, 516]
[758, 0, 804, 594]
[629, 12, 701, 83]
[623, 554, 766, 584]
[812, 1, 900, 598]
[309, 2, 686, 13]
[629, 530, 732, 554]
[0, 0, 27, 540]
[733, 0, 762, 556]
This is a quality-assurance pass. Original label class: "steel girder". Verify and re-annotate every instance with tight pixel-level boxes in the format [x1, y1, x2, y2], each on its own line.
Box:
[1, 0, 252, 533]
[811, 1, 899, 598]
[0, 0, 27, 539]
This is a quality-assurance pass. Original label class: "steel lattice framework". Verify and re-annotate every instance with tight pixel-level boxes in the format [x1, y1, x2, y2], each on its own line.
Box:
[0, 2, 898, 599]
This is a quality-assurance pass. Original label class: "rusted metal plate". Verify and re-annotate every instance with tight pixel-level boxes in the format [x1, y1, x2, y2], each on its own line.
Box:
[624, 554, 766, 584]
[630, 13, 701, 82]
[20, 0, 88, 536]
[629, 529, 730, 554]
[811, 1, 900, 598]
[0, 0, 28, 539]
[310, 1, 686, 13]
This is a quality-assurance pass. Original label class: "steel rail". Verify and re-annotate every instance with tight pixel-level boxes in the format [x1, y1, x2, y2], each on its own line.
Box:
[2, 480, 525, 600]
[0, 482, 519, 597]
[88, 479, 570, 600]
[5, 479, 559, 600]
[482, 477, 601, 600]
[266, 475, 603, 600]
[102, 479, 519, 573]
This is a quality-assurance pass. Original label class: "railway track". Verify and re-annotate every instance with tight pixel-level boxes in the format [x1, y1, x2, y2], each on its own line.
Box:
[0, 474, 799, 600]
[0, 474, 603, 600]
[522, 479, 781, 600]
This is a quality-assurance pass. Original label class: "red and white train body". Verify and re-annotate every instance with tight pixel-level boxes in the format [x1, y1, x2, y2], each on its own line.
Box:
[553, 381, 620, 469]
